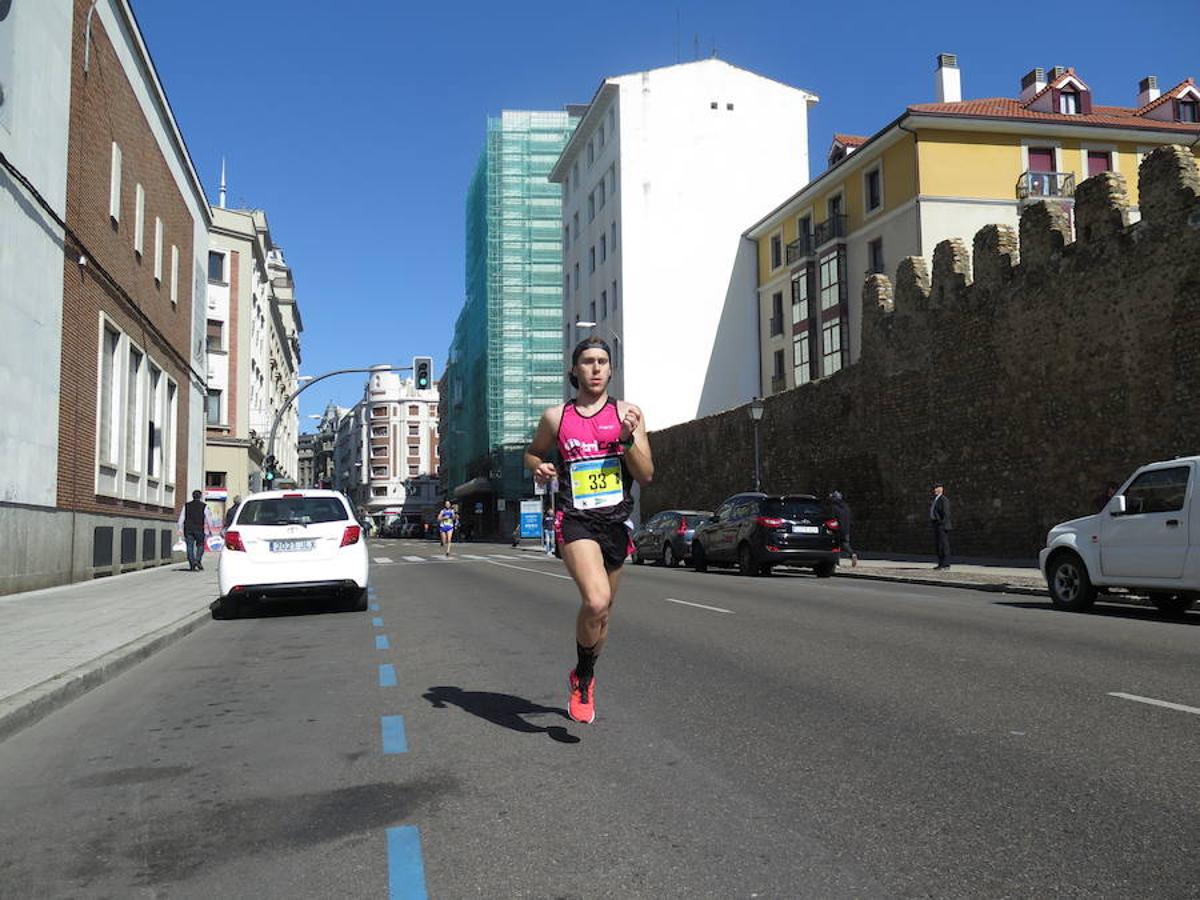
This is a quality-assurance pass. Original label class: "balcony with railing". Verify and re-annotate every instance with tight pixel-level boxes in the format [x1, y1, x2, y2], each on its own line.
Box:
[786, 233, 814, 264]
[813, 214, 847, 248]
[1016, 171, 1075, 202]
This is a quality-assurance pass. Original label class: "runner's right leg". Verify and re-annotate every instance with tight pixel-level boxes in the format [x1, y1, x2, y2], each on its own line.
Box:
[562, 539, 613, 723]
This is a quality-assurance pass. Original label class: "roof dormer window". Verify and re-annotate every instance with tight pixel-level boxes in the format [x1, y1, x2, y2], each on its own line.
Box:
[1179, 99, 1198, 123]
[1059, 89, 1080, 115]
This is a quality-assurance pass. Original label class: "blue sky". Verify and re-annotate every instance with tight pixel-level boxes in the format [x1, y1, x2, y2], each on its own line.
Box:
[134, 0, 1196, 427]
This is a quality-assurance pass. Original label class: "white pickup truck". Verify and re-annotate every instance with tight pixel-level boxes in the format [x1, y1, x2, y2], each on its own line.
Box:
[1040, 456, 1198, 617]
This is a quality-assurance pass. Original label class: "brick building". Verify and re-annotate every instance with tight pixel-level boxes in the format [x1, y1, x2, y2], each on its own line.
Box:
[0, 0, 209, 593]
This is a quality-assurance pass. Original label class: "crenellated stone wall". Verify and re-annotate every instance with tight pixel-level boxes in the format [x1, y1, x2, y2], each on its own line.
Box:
[642, 145, 1200, 560]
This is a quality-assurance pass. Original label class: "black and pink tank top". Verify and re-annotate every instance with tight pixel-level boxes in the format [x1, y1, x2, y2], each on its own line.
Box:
[556, 398, 632, 523]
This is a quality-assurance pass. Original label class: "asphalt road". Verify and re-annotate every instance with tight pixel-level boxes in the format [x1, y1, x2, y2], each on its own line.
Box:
[2, 539, 1199, 898]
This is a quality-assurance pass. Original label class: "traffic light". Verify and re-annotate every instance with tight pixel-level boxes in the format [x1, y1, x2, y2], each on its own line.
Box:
[413, 356, 433, 390]
[263, 455, 277, 488]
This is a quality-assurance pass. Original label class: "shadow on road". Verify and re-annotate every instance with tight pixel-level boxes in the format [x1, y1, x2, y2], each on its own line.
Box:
[996, 599, 1200, 625]
[422, 685, 580, 744]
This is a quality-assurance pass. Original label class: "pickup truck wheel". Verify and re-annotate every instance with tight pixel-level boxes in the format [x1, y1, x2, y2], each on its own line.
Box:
[1047, 551, 1097, 611]
[1149, 592, 1194, 618]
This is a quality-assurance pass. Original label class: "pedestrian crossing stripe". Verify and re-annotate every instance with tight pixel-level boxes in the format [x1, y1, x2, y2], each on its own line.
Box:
[403, 556, 424, 562]
[373, 557, 393, 564]
[368, 553, 565, 565]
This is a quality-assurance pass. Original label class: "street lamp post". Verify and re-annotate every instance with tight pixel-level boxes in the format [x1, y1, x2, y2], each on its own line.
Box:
[265, 365, 409, 481]
[749, 396, 764, 492]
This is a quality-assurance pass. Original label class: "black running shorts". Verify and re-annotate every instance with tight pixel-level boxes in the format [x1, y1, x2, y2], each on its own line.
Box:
[560, 516, 631, 570]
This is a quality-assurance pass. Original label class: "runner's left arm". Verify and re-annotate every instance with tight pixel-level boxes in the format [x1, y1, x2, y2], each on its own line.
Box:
[618, 401, 654, 486]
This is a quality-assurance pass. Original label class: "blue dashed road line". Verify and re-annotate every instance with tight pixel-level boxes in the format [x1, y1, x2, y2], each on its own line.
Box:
[381, 715, 408, 753]
[387, 825, 428, 899]
[376, 634, 390, 650]
[372, 616, 384, 627]
[379, 664, 397, 687]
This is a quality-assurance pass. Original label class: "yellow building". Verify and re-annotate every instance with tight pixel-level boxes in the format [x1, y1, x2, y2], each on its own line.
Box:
[747, 56, 1200, 396]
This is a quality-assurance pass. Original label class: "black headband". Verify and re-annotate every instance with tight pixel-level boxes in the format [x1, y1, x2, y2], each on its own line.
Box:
[571, 337, 612, 367]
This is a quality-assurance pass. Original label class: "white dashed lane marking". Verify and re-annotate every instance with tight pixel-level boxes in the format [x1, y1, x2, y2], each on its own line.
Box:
[373, 557, 393, 564]
[663, 597, 734, 615]
[1108, 692, 1200, 716]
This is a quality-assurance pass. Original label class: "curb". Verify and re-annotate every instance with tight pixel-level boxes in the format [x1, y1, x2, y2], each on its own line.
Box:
[0, 605, 212, 742]
[830, 569, 1047, 597]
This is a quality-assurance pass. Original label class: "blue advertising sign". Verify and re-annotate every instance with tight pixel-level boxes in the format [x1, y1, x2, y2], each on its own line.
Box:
[519, 500, 542, 538]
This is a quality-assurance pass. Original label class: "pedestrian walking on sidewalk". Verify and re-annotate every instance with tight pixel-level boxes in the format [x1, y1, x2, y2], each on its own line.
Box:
[223, 495, 242, 530]
[524, 336, 654, 725]
[177, 490, 216, 572]
[929, 483, 952, 570]
[828, 491, 858, 567]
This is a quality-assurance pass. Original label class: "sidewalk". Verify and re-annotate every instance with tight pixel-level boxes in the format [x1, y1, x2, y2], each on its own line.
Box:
[512, 543, 1048, 595]
[0, 561, 217, 741]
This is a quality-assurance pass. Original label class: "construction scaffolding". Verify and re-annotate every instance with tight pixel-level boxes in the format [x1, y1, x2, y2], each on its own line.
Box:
[445, 110, 577, 506]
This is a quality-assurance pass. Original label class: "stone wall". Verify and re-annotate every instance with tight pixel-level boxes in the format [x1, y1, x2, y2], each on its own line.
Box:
[642, 146, 1200, 560]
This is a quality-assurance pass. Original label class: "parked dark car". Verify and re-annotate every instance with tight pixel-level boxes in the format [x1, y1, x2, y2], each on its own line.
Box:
[631, 509, 712, 567]
[690, 493, 840, 577]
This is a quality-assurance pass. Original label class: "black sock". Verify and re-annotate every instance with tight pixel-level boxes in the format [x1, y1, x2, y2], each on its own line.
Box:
[576, 642, 598, 684]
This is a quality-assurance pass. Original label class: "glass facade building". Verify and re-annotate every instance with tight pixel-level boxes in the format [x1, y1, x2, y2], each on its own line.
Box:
[442, 110, 577, 529]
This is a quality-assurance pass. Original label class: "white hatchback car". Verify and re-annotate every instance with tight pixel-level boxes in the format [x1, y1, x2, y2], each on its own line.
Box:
[217, 489, 369, 617]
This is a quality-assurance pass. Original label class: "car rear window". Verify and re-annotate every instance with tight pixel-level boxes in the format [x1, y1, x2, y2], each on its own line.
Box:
[761, 498, 825, 520]
[238, 497, 349, 526]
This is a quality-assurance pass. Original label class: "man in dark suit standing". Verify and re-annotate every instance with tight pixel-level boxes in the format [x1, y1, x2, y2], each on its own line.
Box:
[930, 483, 952, 570]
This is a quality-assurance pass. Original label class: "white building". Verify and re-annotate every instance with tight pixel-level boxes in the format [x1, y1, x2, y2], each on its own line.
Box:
[334, 370, 440, 526]
[205, 205, 303, 513]
[549, 59, 818, 429]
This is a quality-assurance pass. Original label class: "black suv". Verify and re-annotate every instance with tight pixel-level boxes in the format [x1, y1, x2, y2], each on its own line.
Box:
[690, 493, 839, 577]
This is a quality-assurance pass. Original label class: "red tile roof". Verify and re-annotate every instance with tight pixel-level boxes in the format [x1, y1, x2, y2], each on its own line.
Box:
[832, 133, 869, 146]
[907, 96, 1200, 134]
[1135, 77, 1198, 116]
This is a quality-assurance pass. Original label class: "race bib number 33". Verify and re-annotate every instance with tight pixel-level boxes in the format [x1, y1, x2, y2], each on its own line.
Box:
[569, 457, 624, 510]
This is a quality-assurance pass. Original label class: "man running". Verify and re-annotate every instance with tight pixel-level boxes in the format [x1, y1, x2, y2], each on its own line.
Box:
[525, 336, 654, 724]
[438, 500, 457, 557]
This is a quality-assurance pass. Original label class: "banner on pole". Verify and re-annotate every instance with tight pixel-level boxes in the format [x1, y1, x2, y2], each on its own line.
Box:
[519, 500, 542, 538]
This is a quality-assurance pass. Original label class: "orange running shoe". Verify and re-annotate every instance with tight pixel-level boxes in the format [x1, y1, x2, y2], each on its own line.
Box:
[568, 669, 596, 724]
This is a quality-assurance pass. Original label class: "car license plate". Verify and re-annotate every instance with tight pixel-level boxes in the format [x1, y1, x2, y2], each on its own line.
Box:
[792, 525, 819, 534]
[270, 539, 315, 553]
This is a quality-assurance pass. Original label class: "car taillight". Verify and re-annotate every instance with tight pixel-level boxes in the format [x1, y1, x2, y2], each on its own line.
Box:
[340, 525, 361, 547]
[756, 516, 785, 528]
[825, 518, 841, 530]
[677, 516, 688, 535]
[224, 531, 246, 552]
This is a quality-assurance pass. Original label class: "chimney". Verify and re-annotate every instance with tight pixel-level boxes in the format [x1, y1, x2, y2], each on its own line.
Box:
[935, 53, 961, 103]
[1020, 67, 1046, 102]
[1048, 65, 1067, 82]
[1137, 75, 1160, 107]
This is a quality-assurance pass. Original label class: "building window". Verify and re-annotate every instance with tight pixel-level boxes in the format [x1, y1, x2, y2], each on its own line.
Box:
[571, 161, 579, 188]
[574, 263, 579, 291]
[109, 143, 122, 222]
[868, 238, 885, 275]
[563, 224, 569, 250]
[589, 300, 596, 322]
[611, 279, 618, 310]
[206, 471, 226, 489]
[793, 333, 811, 386]
[598, 123, 605, 148]
[207, 251, 224, 283]
[372, 466, 388, 479]
[587, 139, 594, 167]
[170, 246, 179, 304]
[607, 107, 615, 132]
[205, 388, 222, 426]
[408, 405, 419, 415]
[773, 349, 785, 379]
[1179, 99, 1199, 123]
[572, 211, 579, 241]
[598, 178, 606, 209]
[609, 164, 617, 196]
[791, 270, 809, 324]
[372, 445, 387, 458]
[165, 381, 177, 483]
[822, 320, 843, 376]
[819, 251, 842, 311]
[126, 347, 143, 468]
[1059, 90, 1079, 115]
[146, 365, 162, 478]
[600, 233, 607, 262]
[1087, 150, 1112, 177]
[134, 184, 145, 256]
[601, 290, 608, 319]
[153, 218, 164, 282]
[588, 192, 595, 222]
[865, 168, 882, 212]
[372, 425, 388, 438]
[710, 101, 718, 110]
[770, 233, 783, 269]
[371, 406, 387, 418]
[589, 246, 596, 273]
[99, 323, 120, 464]
[828, 194, 843, 220]
[798, 214, 812, 244]
[770, 292, 784, 336]
[206, 319, 223, 353]
[408, 466, 419, 476]
[408, 424, 419, 435]
[373, 486, 387, 498]
[564, 272, 570, 296]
